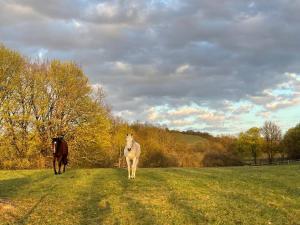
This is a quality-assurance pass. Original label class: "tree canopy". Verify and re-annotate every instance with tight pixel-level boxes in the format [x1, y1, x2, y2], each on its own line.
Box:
[0, 45, 112, 168]
[237, 127, 263, 164]
[283, 123, 300, 159]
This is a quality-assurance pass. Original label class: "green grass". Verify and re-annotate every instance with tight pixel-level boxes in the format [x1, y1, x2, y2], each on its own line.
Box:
[0, 165, 300, 225]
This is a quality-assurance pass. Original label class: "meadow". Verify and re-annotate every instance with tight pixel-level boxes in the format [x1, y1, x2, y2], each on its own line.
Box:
[0, 165, 299, 225]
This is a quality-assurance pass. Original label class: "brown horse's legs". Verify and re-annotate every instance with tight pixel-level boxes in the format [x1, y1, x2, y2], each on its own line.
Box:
[62, 156, 67, 173]
[58, 159, 62, 174]
[53, 158, 57, 175]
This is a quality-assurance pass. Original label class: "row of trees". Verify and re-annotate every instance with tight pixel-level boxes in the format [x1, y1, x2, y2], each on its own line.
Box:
[118, 120, 300, 167]
[236, 121, 300, 164]
[126, 122, 242, 167]
[1, 44, 299, 168]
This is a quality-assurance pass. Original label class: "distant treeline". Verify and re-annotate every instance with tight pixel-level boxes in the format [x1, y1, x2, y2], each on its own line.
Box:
[1, 45, 299, 169]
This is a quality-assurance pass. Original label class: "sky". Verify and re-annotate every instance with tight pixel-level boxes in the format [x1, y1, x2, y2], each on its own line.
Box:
[1, 0, 300, 135]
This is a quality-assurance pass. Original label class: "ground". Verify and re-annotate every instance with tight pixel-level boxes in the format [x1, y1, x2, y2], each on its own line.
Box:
[0, 165, 299, 225]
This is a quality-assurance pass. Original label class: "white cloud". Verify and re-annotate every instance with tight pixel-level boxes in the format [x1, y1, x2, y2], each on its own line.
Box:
[256, 111, 271, 119]
[198, 112, 225, 123]
[114, 61, 131, 72]
[265, 95, 300, 110]
[37, 48, 48, 59]
[72, 19, 81, 28]
[169, 119, 194, 127]
[96, 2, 118, 18]
[248, 2, 255, 8]
[5, 3, 34, 15]
[175, 64, 190, 74]
[168, 106, 199, 116]
[146, 105, 227, 129]
[249, 73, 300, 112]
[147, 107, 161, 121]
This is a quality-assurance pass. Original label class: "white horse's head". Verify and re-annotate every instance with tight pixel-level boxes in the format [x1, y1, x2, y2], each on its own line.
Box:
[126, 134, 134, 151]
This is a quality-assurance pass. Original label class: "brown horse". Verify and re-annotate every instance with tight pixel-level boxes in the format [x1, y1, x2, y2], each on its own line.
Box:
[52, 136, 68, 175]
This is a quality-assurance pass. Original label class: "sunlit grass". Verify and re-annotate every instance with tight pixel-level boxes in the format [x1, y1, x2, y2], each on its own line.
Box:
[0, 165, 299, 225]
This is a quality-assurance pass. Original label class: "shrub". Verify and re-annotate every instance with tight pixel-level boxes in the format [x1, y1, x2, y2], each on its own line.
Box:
[202, 151, 243, 167]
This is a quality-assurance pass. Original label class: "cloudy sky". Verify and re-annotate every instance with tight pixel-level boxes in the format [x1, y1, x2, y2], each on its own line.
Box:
[1, 0, 300, 134]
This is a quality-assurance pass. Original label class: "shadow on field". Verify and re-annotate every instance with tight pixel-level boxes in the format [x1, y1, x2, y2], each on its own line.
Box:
[113, 169, 158, 225]
[0, 172, 51, 198]
[171, 167, 300, 199]
[0, 177, 31, 197]
[16, 184, 57, 225]
[112, 169, 209, 224]
[0, 171, 54, 224]
[144, 169, 209, 224]
[76, 170, 112, 225]
[161, 168, 296, 225]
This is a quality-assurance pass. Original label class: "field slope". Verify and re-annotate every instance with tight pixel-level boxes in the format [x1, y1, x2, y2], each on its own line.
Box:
[0, 165, 299, 225]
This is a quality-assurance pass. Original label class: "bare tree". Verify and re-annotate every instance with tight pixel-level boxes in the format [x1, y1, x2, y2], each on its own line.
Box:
[261, 121, 281, 163]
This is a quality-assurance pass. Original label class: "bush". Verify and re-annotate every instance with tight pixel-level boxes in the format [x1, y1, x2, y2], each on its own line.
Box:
[202, 151, 243, 167]
[2, 159, 32, 169]
[141, 151, 179, 167]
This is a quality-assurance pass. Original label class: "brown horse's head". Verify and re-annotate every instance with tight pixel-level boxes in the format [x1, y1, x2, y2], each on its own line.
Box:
[52, 136, 63, 154]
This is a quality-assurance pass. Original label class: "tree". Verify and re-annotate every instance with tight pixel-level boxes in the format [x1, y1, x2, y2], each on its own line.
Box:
[0, 45, 30, 158]
[111, 117, 129, 168]
[237, 127, 263, 164]
[0, 44, 113, 168]
[283, 123, 300, 159]
[261, 121, 281, 163]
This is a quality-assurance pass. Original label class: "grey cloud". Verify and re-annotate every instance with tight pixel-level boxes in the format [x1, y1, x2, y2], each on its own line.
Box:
[1, 0, 300, 133]
[8, 0, 84, 20]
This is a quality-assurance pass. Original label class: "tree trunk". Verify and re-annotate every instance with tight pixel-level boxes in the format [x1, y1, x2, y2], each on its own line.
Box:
[118, 146, 122, 168]
[268, 151, 272, 163]
[281, 151, 285, 161]
[251, 147, 257, 165]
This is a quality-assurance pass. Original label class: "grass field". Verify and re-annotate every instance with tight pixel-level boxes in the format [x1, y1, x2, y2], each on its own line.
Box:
[0, 165, 299, 225]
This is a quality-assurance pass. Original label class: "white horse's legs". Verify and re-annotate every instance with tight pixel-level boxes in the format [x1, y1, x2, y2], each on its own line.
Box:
[132, 158, 137, 179]
[135, 158, 139, 178]
[125, 156, 139, 179]
[126, 157, 131, 179]
[132, 158, 139, 178]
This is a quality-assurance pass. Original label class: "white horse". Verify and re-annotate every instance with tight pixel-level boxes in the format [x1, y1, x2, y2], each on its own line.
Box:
[124, 134, 141, 179]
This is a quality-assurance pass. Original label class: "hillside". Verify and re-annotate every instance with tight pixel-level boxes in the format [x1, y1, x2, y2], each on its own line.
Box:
[171, 132, 207, 144]
[1, 165, 299, 225]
